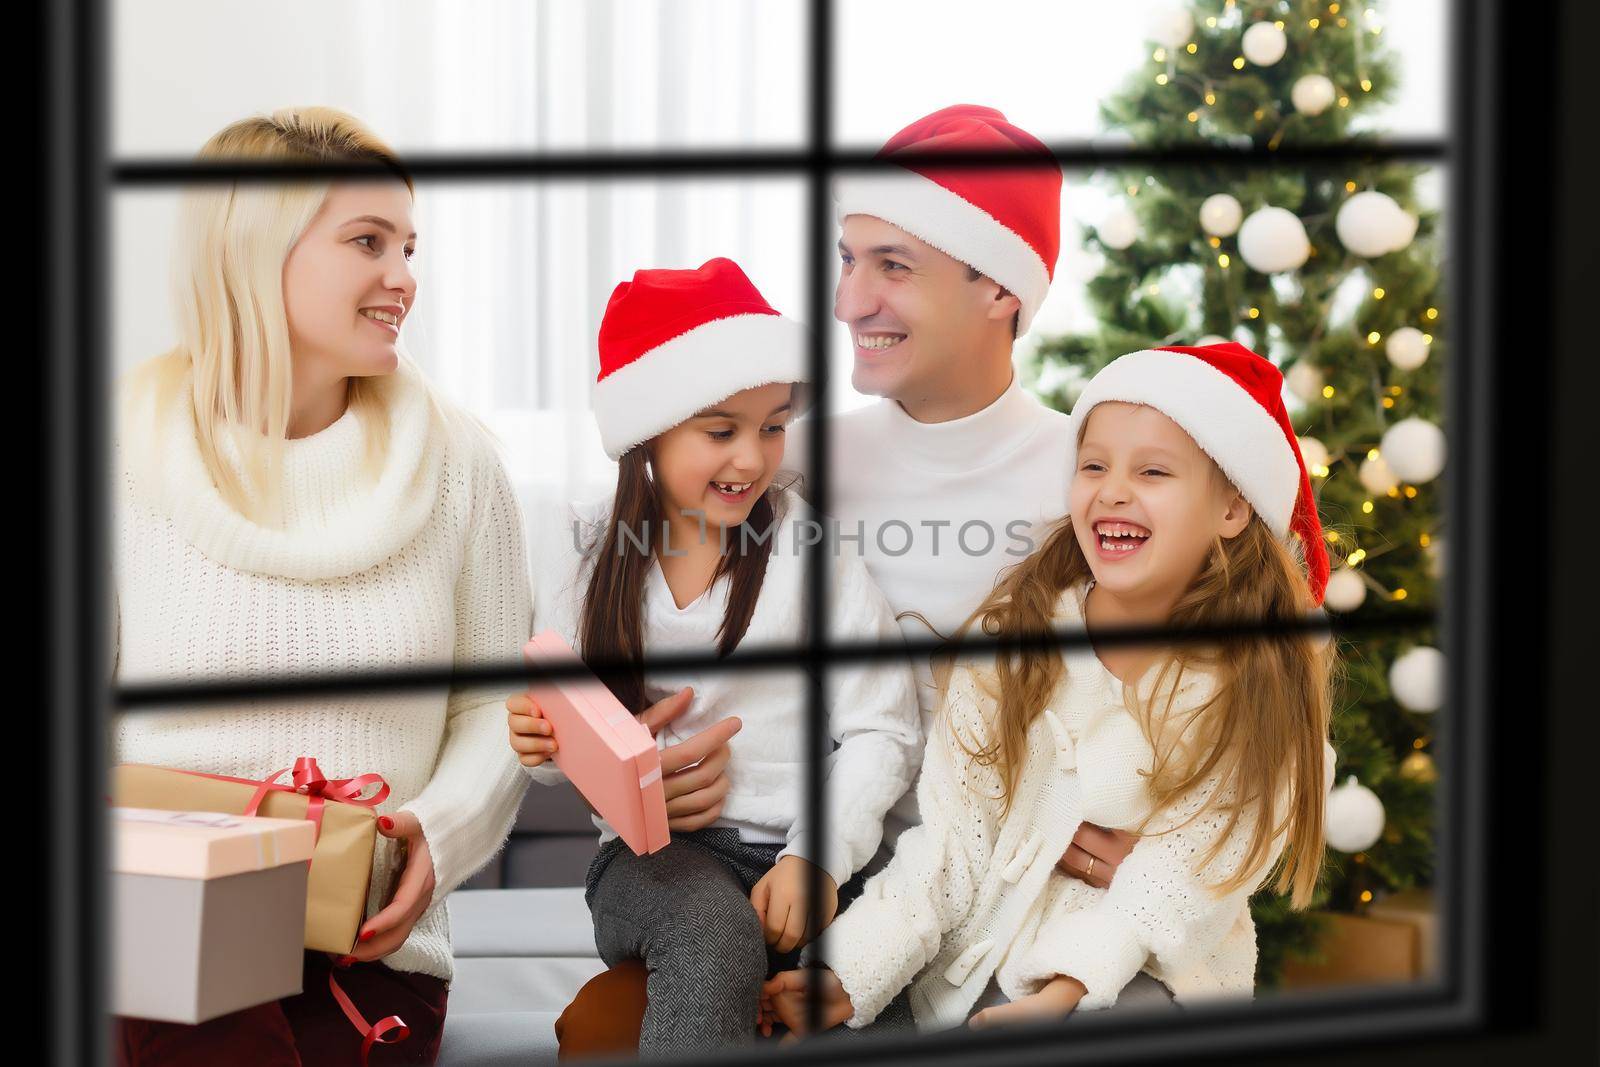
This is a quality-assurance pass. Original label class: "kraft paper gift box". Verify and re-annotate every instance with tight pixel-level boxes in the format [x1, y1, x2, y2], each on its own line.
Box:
[112, 807, 315, 1024]
[1281, 911, 1421, 988]
[524, 629, 670, 855]
[111, 760, 386, 953]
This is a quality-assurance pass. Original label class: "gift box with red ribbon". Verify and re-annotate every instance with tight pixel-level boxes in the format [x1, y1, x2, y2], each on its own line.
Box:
[112, 758, 390, 954]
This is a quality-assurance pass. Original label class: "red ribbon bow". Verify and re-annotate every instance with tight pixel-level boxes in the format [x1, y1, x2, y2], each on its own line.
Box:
[242, 756, 391, 844]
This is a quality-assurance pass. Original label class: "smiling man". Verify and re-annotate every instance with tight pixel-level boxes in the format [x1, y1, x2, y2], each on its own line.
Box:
[792, 105, 1077, 803]
[793, 105, 1091, 849]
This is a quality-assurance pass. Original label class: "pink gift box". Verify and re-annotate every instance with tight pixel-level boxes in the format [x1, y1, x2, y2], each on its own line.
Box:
[112, 808, 316, 1024]
[523, 630, 670, 855]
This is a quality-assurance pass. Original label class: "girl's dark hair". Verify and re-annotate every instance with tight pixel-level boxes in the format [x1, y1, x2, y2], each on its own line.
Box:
[576, 446, 786, 714]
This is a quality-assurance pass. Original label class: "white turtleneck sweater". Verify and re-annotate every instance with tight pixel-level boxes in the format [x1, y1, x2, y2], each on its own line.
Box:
[783, 371, 1075, 835]
[111, 359, 533, 981]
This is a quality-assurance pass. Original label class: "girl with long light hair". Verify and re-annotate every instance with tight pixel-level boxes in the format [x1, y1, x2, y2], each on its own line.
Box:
[765, 342, 1337, 1034]
[113, 107, 530, 1063]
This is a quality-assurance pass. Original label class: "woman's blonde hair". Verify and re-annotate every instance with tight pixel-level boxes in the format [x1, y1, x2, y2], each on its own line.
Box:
[942, 423, 1334, 908]
[124, 106, 414, 525]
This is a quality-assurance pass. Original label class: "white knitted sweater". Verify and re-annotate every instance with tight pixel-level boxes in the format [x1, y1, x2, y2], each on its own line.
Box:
[526, 487, 922, 889]
[825, 582, 1327, 1030]
[111, 360, 533, 981]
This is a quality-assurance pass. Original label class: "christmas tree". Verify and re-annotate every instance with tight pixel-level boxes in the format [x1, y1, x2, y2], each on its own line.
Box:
[1026, 0, 1443, 986]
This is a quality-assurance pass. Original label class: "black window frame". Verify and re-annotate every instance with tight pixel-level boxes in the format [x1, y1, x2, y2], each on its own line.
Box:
[47, 1, 1514, 1063]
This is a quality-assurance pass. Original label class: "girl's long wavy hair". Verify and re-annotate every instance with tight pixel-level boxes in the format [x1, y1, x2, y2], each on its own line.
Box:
[940, 432, 1334, 908]
[121, 106, 414, 525]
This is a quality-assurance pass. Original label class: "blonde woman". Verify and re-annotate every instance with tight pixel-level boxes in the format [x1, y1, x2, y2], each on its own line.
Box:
[112, 108, 530, 1064]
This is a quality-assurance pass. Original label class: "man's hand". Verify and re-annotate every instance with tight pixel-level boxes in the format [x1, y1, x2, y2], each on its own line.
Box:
[638, 687, 743, 832]
[1059, 823, 1137, 889]
[968, 975, 1086, 1029]
[759, 967, 853, 1041]
[750, 855, 838, 954]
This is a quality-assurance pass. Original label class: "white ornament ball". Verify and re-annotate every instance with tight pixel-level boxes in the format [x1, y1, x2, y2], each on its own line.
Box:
[1390, 646, 1446, 713]
[1196, 334, 1230, 346]
[1392, 209, 1419, 249]
[1326, 776, 1386, 853]
[1200, 193, 1244, 237]
[1323, 567, 1367, 612]
[1099, 206, 1140, 251]
[1291, 74, 1337, 116]
[1336, 191, 1416, 257]
[1380, 418, 1447, 484]
[1147, 6, 1195, 50]
[1359, 454, 1400, 496]
[1242, 22, 1288, 66]
[1297, 435, 1330, 471]
[1238, 206, 1310, 273]
[1385, 326, 1430, 371]
[1285, 361, 1325, 403]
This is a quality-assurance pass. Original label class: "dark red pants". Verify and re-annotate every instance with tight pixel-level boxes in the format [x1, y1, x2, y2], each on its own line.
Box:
[114, 951, 448, 1067]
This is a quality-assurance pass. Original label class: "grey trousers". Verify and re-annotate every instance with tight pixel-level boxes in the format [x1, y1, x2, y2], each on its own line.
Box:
[585, 828, 872, 1057]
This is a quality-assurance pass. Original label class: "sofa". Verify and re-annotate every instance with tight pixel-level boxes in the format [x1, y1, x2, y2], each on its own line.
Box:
[437, 779, 606, 1066]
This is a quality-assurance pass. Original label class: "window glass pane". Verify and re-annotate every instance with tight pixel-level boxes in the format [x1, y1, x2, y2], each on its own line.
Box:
[804, 154, 1449, 1009]
[833, 0, 1447, 149]
[111, 174, 809, 687]
[112, 0, 808, 158]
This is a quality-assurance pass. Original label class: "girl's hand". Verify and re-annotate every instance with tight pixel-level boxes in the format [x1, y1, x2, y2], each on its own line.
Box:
[506, 691, 557, 768]
[968, 975, 1086, 1029]
[750, 855, 838, 953]
[759, 967, 853, 1041]
[1059, 823, 1137, 889]
[343, 811, 436, 963]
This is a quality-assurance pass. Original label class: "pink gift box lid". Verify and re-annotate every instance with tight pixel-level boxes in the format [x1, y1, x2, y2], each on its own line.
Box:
[112, 807, 317, 879]
[523, 630, 670, 855]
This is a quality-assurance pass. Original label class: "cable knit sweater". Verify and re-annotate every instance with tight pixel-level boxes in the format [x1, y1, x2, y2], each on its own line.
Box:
[111, 359, 533, 981]
[525, 487, 922, 890]
[824, 581, 1332, 1030]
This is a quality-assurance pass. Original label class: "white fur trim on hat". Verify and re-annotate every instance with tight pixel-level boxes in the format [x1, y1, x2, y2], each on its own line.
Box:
[593, 313, 811, 460]
[834, 171, 1052, 335]
[1065, 350, 1301, 535]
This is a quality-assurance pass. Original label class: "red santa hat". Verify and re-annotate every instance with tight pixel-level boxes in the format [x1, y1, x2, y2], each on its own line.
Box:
[833, 104, 1062, 335]
[1063, 341, 1331, 605]
[593, 257, 809, 460]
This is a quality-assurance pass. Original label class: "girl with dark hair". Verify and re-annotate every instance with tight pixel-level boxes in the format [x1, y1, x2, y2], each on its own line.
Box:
[507, 258, 921, 1055]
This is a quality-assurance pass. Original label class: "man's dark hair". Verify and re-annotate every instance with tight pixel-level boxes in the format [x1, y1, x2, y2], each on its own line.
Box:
[967, 264, 1020, 339]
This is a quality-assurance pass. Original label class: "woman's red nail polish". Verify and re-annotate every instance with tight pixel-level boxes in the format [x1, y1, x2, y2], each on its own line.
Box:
[378, 816, 394, 831]
[359, 929, 375, 943]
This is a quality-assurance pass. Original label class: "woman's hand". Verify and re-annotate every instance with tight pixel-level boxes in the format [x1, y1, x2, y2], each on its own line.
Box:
[506, 692, 557, 767]
[759, 967, 854, 1041]
[638, 687, 743, 833]
[967, 975, 1086, 1029]
[344, 811, 436, 963]
[750, 855, 838, 953]
[1058, 823, 1137, 889]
